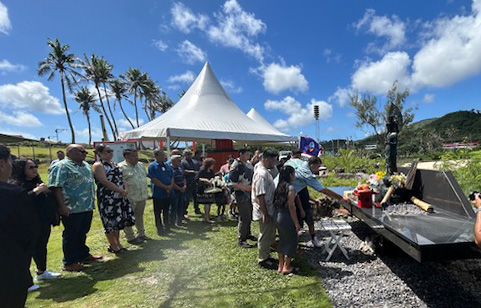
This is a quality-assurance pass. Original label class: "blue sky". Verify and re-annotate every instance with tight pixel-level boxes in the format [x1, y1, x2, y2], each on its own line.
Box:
[0, 0, 480, 143]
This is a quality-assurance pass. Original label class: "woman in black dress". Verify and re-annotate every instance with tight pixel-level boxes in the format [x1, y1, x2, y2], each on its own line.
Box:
[273, 165, 301, 274]
[92, 144, 135, 253]
[12, 158, 61, 290]
[195, 158, 216, 222]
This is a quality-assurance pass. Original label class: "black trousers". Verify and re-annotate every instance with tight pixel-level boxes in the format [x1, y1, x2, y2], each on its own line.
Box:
[153, 198, 171, 231]
[33, 220, 52, 272]
[61, 211, 93, 265]
[0, 289, 27, 308]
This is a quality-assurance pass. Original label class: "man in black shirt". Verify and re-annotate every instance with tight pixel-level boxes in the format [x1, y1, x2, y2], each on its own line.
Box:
[0, 144, 37, 308]
[229, 147, 257, 248]
[182, 149, 201, 215]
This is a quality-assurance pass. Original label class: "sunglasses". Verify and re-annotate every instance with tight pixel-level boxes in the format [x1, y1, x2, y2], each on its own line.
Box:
[28, 165, 38, 170]
[73, 149, 88, 154]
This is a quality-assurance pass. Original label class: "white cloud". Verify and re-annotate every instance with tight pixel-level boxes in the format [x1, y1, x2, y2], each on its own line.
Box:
[264, 96, 332, 132]
[171, 2, 209, 33]
[152, 39, 168, 52]
[422, 93, 435, 103]
[118, 117, 144, 131]
[326, 126, 337, 133]
[329, 87, 352, 107]
[354, 9, 406, 54]
[411, 0, 481, 88]
[177, 40, 207, 64]
[0, 110, 43, 127]
[0, 81, 64, 114]
[168, 70, 195, 84]
[167, 84, 181, 91]
[344, 0, 481, 97]
[0, 2, 11, 35]
[0, 59, 26, 73]
[323, 49, 342, 64]
[258, 62, 308, 94]
[207, 0, 266, 61]
[220, 80, 243, 94]
[77, 126, 104, 140]
[351, 51, 411, 94]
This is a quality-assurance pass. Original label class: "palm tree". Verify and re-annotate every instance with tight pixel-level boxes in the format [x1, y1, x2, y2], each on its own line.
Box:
[110, 79, 134, 129]
[74, 87, 100, 147]
[123, 67, 147, 127]
[38, 38, 81, 143]
[140, 76, 159, 121]
[96, 58, 119, 137]
[82, 54, 117, 140]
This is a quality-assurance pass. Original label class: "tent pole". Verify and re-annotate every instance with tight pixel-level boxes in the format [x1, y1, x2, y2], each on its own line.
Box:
[166, 136, 171, 159]
[202, 143, 205, 157]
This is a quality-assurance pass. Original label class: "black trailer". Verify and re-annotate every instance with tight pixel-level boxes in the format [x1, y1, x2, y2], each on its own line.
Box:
[343, 168, 481, 262]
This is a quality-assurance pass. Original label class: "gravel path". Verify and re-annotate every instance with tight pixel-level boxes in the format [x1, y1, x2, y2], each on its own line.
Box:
[302, 217, 481, 308]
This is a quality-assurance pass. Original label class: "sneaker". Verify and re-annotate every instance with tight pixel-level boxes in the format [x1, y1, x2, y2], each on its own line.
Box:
[139, 235, 152, 241]
[63, 263, 84, 272]
[28, 284, 40, 292]
[217, 216, 222, 222]
[312, 236, 323, 248]
[238, 241, 253, 248]
[36, 270, 61, 281]
[247, 235, 258, 241]
[127, 237, 144, 245]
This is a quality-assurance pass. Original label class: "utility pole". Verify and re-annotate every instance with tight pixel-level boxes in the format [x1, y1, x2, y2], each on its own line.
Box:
[313, 105, 320, 142]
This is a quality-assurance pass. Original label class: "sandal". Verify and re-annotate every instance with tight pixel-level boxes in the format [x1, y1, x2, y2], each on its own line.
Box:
[107, 246, 122, 254]
[282, 267, 299, 275]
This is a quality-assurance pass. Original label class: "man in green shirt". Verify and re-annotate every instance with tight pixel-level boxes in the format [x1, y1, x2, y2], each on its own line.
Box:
[119, 148, 150, 244]
[48, 144, 101, 271]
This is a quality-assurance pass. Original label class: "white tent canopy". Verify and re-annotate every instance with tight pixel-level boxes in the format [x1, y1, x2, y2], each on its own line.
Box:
[121, 62, 297, 144]
[246, 108, 285, 135]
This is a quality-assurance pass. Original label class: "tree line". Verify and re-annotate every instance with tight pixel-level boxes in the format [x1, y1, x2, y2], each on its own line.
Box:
[38, 38, 174, 146]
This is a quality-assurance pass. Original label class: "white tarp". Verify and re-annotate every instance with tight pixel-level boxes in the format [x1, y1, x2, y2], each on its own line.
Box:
[121, 62, 297, 143]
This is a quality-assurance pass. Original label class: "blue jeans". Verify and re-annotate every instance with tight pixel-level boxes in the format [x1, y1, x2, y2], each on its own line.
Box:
[61, 211, 93, 265]
[170, 191, 185, 225]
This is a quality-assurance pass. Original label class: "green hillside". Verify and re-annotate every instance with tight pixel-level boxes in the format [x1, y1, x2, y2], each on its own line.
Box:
[356, 110, 481, 148]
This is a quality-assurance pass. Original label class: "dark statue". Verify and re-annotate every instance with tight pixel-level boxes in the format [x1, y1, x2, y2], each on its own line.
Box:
[385, 104, 402, 176]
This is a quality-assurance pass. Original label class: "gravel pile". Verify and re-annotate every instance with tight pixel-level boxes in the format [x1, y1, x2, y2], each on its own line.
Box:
[383, 202, 428, 216]
[301, 217, 481, 308]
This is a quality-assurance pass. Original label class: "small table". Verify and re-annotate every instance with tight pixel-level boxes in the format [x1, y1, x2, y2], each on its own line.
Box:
[315, 219, 352, 261]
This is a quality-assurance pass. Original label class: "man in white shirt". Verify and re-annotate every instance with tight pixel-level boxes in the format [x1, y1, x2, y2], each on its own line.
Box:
[252, 150, 278, 269]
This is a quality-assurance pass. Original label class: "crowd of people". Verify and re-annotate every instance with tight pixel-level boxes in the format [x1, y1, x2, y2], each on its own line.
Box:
[0, 142, 352, 307]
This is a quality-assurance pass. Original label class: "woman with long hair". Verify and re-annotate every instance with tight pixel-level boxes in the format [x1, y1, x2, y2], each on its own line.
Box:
[273, 165, 301, 274]
[195, 158, 216, 222]
[92, 144, 135, 253]
[12, 158, 61, 291]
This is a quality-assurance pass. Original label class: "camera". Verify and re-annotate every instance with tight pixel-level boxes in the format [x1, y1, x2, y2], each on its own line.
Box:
[469, 191, 480, 201]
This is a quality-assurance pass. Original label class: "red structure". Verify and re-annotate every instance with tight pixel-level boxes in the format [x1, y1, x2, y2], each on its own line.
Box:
[353, 186, 376, 208]
[207, 139, 238, 172]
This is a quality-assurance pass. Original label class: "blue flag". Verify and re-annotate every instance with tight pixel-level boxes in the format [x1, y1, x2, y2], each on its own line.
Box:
[300, 136, 321, 156]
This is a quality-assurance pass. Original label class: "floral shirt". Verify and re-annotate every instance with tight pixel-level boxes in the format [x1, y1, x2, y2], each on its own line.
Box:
[48, 158, 95, 213]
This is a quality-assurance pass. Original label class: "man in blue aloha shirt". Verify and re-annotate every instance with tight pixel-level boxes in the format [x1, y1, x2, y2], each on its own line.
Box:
[48, 144, 101, 272]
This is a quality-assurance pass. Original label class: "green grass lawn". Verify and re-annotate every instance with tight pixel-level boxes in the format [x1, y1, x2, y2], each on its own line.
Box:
[25, 164, 332, 308]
